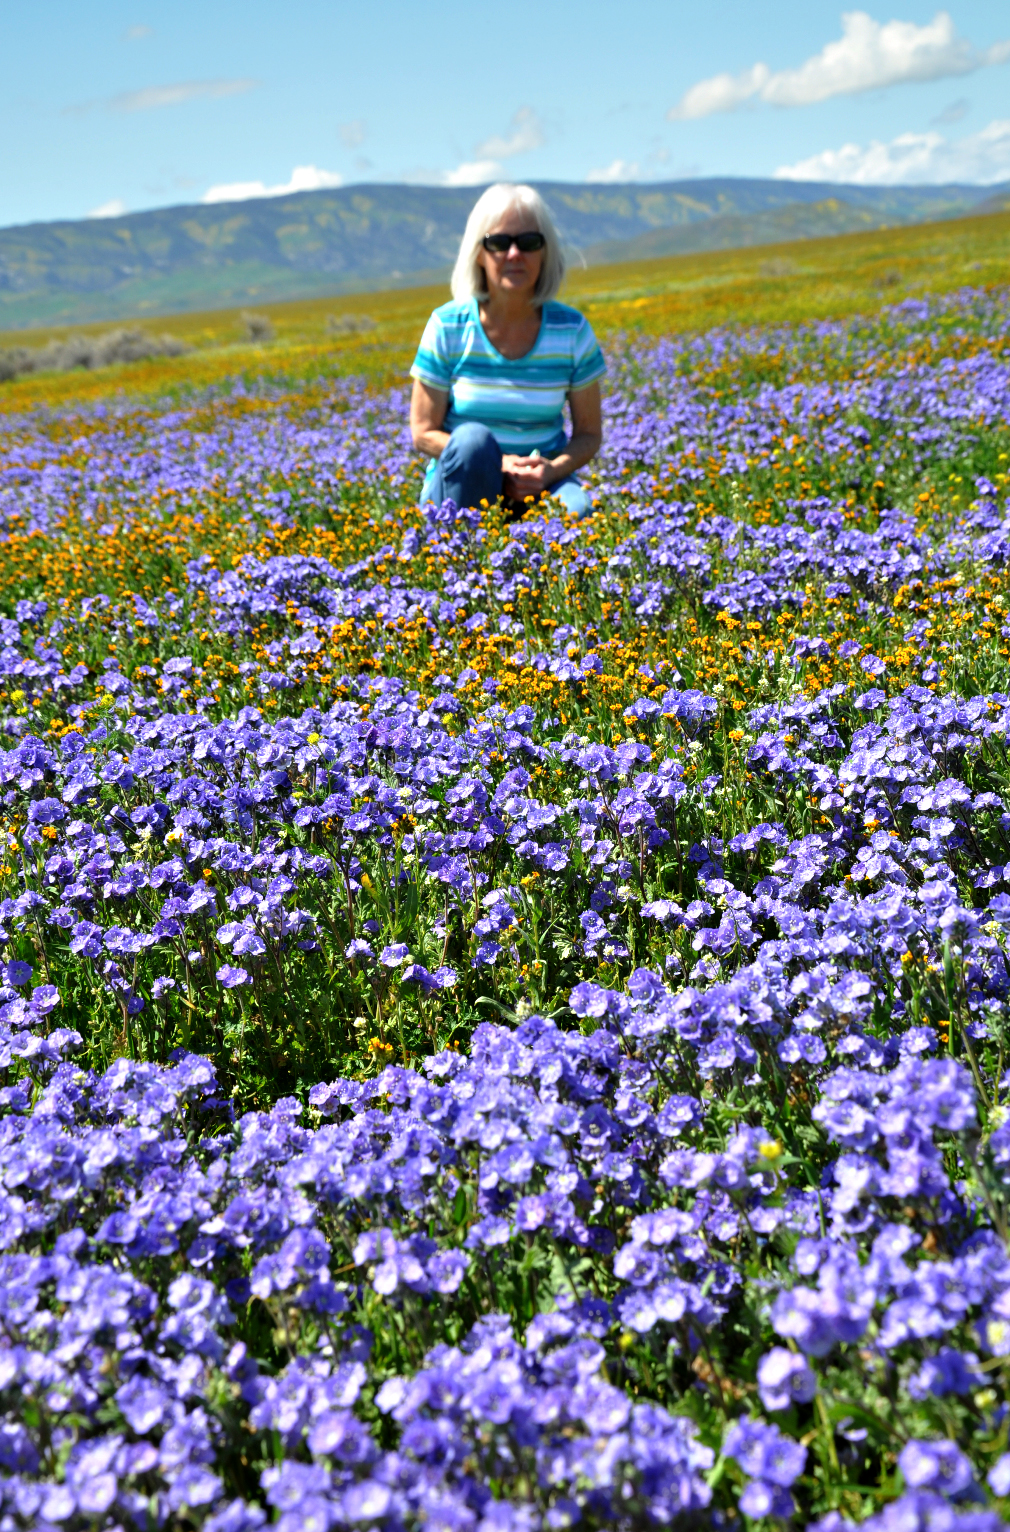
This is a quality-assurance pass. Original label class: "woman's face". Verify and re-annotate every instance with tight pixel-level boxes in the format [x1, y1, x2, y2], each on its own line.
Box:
[476, 205, 544, 301]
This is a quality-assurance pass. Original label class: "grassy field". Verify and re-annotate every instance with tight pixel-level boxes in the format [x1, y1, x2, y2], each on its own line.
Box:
[1, 204, 1008, 413]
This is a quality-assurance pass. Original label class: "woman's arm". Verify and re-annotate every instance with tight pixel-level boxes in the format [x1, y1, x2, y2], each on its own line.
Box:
[410, 379, 451, 457]
[502, 381, 602, 496]
[550, 379, 602, 481]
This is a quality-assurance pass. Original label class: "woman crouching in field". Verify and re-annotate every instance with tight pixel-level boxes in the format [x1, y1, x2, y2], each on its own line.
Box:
[409, 183, 605, 518]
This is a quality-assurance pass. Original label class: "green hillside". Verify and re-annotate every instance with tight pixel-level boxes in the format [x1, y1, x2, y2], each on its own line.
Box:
[582, 196, 911, 263]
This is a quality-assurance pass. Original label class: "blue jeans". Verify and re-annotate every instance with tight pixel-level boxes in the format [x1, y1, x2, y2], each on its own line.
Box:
[423, 423, 593, 518]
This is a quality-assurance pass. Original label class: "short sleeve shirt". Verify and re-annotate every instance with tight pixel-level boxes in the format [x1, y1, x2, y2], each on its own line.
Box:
[410, 298, 606, 457]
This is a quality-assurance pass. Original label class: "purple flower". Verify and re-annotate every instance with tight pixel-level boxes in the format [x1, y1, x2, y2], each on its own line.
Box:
[401, 963, 436, 991]
[739, 1479, 796, 1519]
[427, 1250, 468, 1294]
[115, 1375, 167, 1433]
[989, 1454, 1010, 1496]
[567, 980, 608, 1018]
[66, 1436, 122, 1514]
[343, 1481, 392, 1522]
[217, 965, 251, 988]
[232, 926, 266, 958]
[898, 1439, 974, 1499]
[724, 1416, 806, 1486]
[344, 939, 375, 963]
[757, 1347, 817, 1411]
[70, 920, 104, 958]
[908, 1348, 982, 1400]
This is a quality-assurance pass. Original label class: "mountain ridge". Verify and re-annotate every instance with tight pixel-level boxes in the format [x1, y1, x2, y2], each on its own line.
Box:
[0, 177, 1005, 331]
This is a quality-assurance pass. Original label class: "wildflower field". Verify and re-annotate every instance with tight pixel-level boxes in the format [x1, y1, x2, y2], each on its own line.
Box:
[2, 243, 1010, 1532]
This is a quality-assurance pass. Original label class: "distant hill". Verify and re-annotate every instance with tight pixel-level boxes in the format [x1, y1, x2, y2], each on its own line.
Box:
[581, 197, 920, 264]
[974, 189, 1010, 216]
[0, 178, 1004, 331]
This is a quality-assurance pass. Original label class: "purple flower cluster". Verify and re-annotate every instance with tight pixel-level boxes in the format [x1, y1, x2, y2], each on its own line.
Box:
[0, 286, 1007, 1526]
[0, 949, 1007, 1526]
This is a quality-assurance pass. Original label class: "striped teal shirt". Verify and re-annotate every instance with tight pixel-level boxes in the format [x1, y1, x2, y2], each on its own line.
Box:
[410, 298, 606, 458]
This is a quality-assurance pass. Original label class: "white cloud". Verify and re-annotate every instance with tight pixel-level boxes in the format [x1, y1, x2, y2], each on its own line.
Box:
[586, 159, 640, 182]
[88, 198, 127, 218]
[475, 106, 544, 160]
[775, 116, 1010, 184]
[669, 10, 1010, 119]
[441, 159, 501, 187]
[124, 24, 152, 40]
[104, 78, 257, 112]
[202, 164, 344, 204]
[672, 64, 771, 120]
[439, 107, 544, 188]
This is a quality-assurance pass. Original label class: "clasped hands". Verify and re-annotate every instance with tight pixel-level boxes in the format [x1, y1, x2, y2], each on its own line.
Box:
[501, 451, 559, 501]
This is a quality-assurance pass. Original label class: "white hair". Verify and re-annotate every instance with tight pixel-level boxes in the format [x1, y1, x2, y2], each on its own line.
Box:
[450, 183, 566, 307]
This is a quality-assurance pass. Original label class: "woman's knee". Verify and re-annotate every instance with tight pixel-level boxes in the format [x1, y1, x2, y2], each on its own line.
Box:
[444, 423, 500, 469]
[548, 479, 593, 520]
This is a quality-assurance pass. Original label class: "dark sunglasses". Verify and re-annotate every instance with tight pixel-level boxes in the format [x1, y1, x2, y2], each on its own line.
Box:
[482, 231, 546, 254]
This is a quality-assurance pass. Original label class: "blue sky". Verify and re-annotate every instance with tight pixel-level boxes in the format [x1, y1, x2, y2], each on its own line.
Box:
[2, 1, 1009, 227]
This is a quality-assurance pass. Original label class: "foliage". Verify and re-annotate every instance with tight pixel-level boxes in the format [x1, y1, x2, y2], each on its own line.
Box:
[0, 328, 188, 383]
